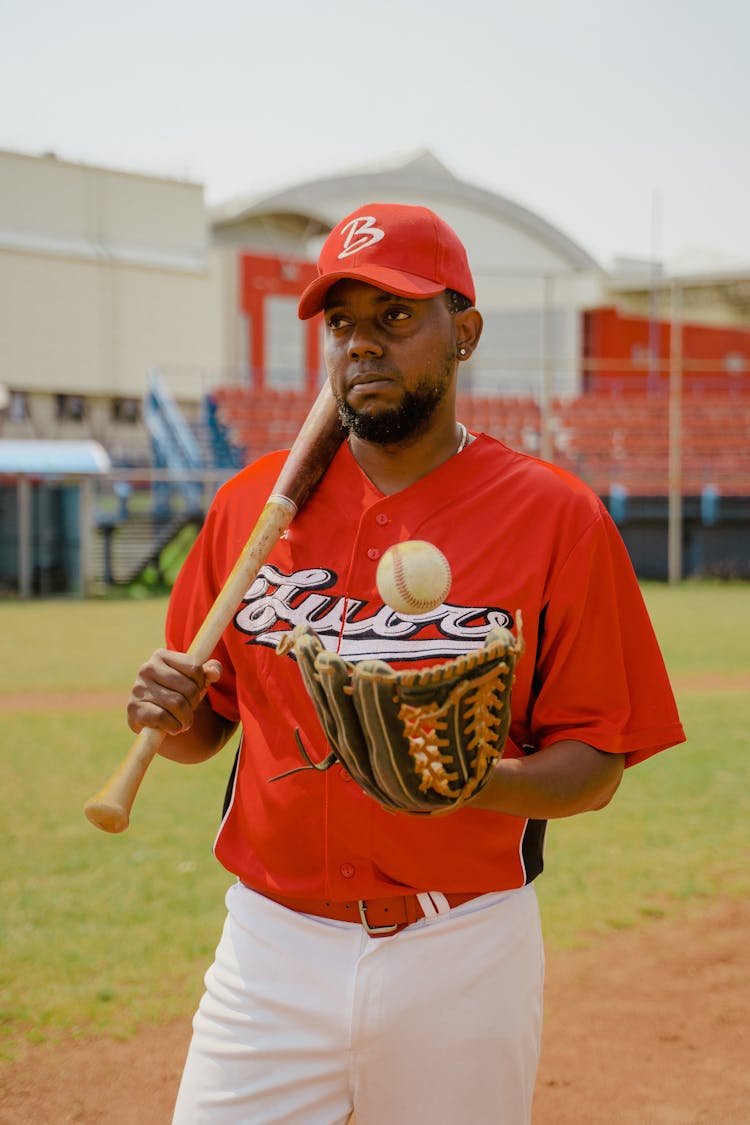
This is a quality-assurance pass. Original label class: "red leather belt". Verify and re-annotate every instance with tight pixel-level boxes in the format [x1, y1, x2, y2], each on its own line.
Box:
[251, 888, 483, 937]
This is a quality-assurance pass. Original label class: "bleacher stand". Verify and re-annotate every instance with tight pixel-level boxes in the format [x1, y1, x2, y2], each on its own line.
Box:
[206, 385, 750, 500]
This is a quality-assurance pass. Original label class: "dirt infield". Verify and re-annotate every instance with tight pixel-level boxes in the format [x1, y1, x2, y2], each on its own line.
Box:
[2, 896, 747, 1124]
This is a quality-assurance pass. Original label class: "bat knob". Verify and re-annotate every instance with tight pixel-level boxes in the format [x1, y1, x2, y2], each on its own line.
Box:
[84, 800, 130, 834]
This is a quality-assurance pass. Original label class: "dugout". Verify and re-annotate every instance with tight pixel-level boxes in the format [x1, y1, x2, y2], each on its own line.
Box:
[0, 440, 111, 597]
[604, 492, 750, 580]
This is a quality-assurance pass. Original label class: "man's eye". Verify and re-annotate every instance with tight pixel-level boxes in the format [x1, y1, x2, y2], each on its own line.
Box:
[384, 308, 410, 322]
[326, 313, 350, 330]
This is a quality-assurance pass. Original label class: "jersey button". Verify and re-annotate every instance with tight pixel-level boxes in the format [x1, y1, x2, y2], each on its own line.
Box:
[367, 548, 381, 560]
[338, 766, 352, 782]
[340, 862, 356, 879]
[375, 513, 388, 525]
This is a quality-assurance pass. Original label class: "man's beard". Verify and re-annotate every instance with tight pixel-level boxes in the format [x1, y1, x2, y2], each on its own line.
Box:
[336, 362, 453, 445]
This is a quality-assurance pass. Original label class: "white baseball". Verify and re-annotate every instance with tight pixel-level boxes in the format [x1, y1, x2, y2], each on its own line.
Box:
[376, 540, 452, 615]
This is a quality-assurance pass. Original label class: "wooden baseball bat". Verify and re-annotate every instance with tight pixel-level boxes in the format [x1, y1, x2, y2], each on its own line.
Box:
[84, 381, 345, 833]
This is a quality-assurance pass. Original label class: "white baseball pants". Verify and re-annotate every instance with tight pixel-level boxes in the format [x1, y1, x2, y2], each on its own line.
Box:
[172, 881, 544, 1124]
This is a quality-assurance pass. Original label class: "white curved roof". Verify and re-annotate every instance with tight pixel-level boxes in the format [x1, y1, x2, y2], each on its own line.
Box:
[212, 149, 600, 274]
[0, 440, 111, 475]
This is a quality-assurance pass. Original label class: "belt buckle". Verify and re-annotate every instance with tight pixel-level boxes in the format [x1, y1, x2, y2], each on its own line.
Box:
[358, 899, 399, 936]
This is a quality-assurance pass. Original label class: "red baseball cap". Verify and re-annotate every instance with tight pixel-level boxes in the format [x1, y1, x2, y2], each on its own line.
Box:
[297, 202, 476, 320]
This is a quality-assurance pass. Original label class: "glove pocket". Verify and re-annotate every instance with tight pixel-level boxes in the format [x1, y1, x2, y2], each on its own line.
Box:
[352, 663, 455, 813]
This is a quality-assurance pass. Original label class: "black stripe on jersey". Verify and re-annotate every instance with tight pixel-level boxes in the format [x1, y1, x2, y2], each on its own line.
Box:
[521, 818, 547, 884]
[221, 743, 241, 820]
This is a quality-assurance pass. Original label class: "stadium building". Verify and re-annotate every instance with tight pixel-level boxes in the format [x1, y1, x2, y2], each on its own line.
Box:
[1, 147, 748, 594]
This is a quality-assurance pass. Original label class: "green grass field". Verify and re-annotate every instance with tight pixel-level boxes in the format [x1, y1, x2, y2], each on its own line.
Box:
[0, 582, 748, 1056]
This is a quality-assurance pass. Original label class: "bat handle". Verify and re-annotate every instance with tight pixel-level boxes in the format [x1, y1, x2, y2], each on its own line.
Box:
[84, 725, 166, 833]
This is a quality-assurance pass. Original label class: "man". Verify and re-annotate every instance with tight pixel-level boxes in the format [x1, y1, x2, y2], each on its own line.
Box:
[128, 203, 685, 1124]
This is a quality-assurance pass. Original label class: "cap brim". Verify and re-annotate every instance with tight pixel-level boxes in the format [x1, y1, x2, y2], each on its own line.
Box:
[297, 266, 445, 320]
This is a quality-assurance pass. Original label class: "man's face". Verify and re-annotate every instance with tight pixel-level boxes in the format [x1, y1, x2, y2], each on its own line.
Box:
[322, 280, 458, 444]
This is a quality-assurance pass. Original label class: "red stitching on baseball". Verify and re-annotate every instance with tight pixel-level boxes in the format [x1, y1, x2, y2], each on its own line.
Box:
[392, 549, 450, 611]
[393, 551, 413, 606]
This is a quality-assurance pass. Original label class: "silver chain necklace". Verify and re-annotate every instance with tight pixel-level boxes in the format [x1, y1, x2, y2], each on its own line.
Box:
[456, 422, 468, 454]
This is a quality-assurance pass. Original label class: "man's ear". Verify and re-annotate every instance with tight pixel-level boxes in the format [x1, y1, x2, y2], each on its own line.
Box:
[456, 308, 483, 360]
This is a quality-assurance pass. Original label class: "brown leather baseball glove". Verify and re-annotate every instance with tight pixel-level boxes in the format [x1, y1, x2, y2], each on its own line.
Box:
[276, 619, 523, 815]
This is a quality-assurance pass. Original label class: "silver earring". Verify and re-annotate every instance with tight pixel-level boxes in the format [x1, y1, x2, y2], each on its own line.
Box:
[458, 346, 468, 357]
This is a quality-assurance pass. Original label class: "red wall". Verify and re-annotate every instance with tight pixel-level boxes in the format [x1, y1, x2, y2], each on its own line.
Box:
[239, 252, 320, 391]
[583, 306, 750, 394]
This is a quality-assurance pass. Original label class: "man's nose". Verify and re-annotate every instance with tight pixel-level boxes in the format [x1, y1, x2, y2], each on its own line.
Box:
[348, 324, 384, 359]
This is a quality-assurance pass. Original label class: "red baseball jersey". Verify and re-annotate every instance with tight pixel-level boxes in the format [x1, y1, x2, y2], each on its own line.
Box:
[166, 434, 685, 899]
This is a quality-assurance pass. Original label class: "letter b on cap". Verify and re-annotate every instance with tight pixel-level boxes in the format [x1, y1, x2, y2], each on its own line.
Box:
[338, 216, 385, 259]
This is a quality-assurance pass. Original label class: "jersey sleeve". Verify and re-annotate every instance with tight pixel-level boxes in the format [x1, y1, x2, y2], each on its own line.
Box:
[164, 499, 242, 724]
[163, 453, 286, 725]
[530, 503, 685, 767]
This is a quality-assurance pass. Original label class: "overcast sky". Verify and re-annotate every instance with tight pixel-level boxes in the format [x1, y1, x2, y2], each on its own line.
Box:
[1, 0, 748, 271]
